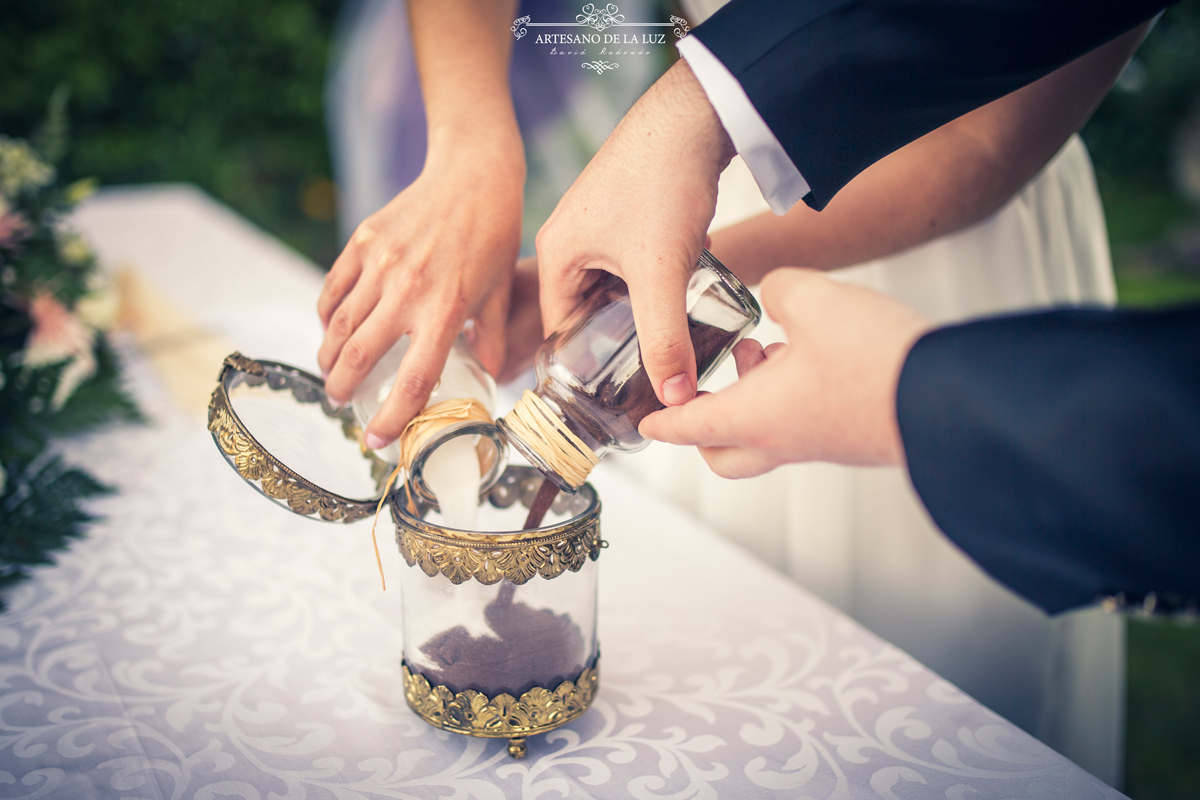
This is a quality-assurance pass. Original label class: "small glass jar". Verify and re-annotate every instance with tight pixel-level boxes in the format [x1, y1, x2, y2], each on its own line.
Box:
[208, 357, 604, 759]
[499, 249, 760, 491]
[394, 465, 602, 759]
[354, 335, 507, 522]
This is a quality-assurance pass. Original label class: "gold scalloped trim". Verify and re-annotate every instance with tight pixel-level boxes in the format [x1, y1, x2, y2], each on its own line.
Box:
[402, 660, 598, 743]
[208, 352, 380, 523]
[394, 511, 602, 585]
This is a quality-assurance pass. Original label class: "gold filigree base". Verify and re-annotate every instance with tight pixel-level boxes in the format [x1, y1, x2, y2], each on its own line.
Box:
[401, 659, 599, 759]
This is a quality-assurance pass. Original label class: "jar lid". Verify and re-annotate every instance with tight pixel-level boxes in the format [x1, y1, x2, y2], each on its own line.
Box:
[208, 352, 390, 523]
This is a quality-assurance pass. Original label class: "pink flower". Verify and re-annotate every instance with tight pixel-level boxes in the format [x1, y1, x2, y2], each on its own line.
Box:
[0, 209, 30, 250]
[22, 292, 97, 411]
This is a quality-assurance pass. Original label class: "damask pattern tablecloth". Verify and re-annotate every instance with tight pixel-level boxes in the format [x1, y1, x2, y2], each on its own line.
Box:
[0, 353, 1126, 799]
[0, 186, 1125, 798]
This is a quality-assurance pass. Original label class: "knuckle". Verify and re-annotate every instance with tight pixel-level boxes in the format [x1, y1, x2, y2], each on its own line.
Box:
[534, 225, 561, 261]
[329, 307, 356, 337]
[340, 339, 371, 372]
[323, 266, 345, 288]
[376, 248, 405, 275]
[639, 330, 691, 369]
[396, 371, 434, 403]
[351, 221, 378, 247]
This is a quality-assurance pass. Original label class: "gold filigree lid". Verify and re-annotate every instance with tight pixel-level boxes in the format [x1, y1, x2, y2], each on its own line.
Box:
[208, 352, 390, 523]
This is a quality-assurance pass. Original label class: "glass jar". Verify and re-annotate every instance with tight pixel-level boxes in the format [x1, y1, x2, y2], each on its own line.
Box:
[499, 249, 760, 491]
[208, 356, 604, 759]
[353, 335, 507, 526]
[394, 465, 602, 759]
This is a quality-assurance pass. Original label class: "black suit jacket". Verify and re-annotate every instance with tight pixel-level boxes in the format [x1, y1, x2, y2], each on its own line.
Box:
[897, 307, 1200, 614]
[693, 0, 1195, 614]
[692, 0, 1167, 210]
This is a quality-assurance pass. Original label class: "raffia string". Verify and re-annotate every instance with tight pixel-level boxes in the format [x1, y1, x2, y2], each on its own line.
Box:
[368, 398, 494, 590]
[503, 390, 599, 490]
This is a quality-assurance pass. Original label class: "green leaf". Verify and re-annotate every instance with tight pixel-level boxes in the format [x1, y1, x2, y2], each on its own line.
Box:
[31, 84, 70, 166]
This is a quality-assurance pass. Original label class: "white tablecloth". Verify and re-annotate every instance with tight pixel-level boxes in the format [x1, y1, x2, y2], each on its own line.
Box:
[0, 186, 1125, 798]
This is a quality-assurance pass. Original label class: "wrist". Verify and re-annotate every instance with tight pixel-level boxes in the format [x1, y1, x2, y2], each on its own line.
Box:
[663, 59, 736, 172]
[424, 118, 526, 188]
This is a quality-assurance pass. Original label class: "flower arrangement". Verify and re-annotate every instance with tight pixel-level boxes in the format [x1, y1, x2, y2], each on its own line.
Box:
[0, 90, 140, 608]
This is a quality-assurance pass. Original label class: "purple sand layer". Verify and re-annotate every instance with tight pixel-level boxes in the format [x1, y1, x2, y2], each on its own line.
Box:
[418, 582, 587, 697]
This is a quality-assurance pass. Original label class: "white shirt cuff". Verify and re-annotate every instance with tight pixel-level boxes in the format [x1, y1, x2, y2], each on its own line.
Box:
[676, 35, 810, 215]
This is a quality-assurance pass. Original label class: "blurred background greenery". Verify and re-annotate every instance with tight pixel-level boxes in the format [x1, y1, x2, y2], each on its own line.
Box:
[1083, 2, 1200, 309]
[0, 0, 343, 267]
[1, 1, 1197, 797]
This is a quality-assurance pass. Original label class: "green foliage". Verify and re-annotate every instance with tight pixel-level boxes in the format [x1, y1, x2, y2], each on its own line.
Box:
[0, 0, 342, 266]
[0, 455, 112, 594]
[1, 98, 142, 610]
[1082, 5, 1200, 307]
[1125, 616, 1200, 800]
[1083, 5, 1200, 192]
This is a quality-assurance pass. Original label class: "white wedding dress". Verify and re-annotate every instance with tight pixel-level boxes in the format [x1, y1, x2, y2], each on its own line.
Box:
[329, 0, 1125, 787]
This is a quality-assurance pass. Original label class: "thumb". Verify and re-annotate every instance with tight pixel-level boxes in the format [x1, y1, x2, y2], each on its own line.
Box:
[625, 255, 696, 406]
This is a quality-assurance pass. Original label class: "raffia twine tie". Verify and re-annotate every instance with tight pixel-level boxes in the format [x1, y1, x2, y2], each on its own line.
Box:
[503, 390, 599, 491]
[368, 398, 494, 590]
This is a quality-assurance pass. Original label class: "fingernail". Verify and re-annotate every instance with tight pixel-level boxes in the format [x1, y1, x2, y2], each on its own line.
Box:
[365, 432, 388, 450]
[320, 368, 329, 380]
[662, 373, 693, 405]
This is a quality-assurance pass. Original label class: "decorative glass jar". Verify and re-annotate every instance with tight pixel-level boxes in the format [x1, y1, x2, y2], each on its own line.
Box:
[353, 335, 506, 522]
[500, 249, 760, 491]
[394, 465, 601, 758]
[208, 353, 602, 758]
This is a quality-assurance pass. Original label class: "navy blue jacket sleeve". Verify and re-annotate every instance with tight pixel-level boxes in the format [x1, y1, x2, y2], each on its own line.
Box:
[896, 306, 1200, 614]
[692, 0, 1168, 210]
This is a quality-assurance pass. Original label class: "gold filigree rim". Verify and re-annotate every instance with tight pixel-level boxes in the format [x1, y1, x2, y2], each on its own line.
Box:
[208, 352, 386, 523]
[393, 515, 603, 585]
[392, 490, 600, 548]
[390, 473, 604, 585]
[401, 658, 599, 744]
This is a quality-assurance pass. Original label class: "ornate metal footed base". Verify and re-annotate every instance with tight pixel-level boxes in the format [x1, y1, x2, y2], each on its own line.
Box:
[401, 659, 600, 759]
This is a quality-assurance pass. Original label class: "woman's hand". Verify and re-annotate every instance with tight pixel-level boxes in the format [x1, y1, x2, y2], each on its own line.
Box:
[317, 0, 523, 450]
[536, 59, 734, 408]
[639, 268, 932, 476]
[317, 136, 523, 448]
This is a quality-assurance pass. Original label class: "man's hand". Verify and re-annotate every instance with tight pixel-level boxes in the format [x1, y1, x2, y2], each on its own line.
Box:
[536, 60, 735, 407]
[639, 268, 933, 476]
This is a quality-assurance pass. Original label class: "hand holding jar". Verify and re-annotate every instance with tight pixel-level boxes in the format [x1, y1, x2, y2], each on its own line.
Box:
[535, 59, 735, 410]
[316, 0, 524, 452]
[639, 268, 933, 476]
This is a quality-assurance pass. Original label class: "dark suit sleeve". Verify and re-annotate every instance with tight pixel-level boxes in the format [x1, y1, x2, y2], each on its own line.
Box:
[896, 306, 1200, 614]
[691, 0, 1167, 210]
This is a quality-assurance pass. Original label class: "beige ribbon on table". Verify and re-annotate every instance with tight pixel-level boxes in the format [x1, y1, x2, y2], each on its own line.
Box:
[368, 398, 494, 590]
